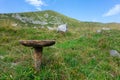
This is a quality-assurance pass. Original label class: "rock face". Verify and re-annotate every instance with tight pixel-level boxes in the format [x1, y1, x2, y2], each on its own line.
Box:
[11, 13, 64, 26]
[12, 14, 48, 25]
[57, 24, 67, 32]
[110, 50, 120, 58]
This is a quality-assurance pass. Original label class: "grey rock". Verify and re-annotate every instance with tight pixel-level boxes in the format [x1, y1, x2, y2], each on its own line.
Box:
[96, 30, 102, 33]
[102, 27, 111, 31]
[0, 55, 4, 59]
[57, 24, 67, 32]
[110, 50, 120, 58]
[11, 23, 17, 26]
[47, 26, 56, 30]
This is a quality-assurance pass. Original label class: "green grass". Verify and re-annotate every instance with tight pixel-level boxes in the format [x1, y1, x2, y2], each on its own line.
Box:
[0, 10, 120, 79]
[0, 24, 120, 80]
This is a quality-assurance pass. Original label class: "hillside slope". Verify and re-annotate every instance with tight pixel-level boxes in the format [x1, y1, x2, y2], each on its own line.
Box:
[0, 24, 120, 80]
[0, 10, 120, 80]
[0, 10, 120, 29]
[0, 10, 81, 28]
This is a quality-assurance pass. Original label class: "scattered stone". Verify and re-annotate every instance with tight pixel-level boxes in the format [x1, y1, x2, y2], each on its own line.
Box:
[41, 26, 44, 28]
[34, 26, 37, 28]
[10, 62, 20, 68]
[11, 23, 17, 26]
[96, 30, 102, 33]
[11, 62, 18, 66]
[110, 50, 120, 58]
[0, 55, 5, 59]
[102, 27, 111, 31]
[47, 26, 56, 30]
[96, 27, 111, 33]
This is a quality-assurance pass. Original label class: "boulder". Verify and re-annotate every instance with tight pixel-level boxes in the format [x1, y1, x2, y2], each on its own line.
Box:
[110, 50, 120, 58]
[96, 30, 102, 33]
[57, 24, 67, 32]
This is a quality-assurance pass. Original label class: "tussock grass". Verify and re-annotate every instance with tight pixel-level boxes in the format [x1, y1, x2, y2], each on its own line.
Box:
[0, 23, 120, 80]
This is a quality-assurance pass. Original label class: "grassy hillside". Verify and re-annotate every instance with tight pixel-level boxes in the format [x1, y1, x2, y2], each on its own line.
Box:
[0, 10, 120, 80]
[0, 10, 81, 28]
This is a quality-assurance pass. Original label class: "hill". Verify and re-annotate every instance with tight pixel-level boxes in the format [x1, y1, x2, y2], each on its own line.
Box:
[0, 10, 120, 80]
[0, 10, 81, 28]
[0, 10, 120, 28]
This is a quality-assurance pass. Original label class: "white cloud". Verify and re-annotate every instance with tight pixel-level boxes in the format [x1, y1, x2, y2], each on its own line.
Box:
[103, 4, 120, 17]
[25, 0, 46, 10]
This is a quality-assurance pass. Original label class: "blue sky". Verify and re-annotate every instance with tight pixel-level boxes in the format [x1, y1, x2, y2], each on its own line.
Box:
[0, 0, 120, 23]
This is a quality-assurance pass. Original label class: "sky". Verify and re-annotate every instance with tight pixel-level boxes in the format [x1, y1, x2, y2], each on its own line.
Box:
[0, 0, 120, 23]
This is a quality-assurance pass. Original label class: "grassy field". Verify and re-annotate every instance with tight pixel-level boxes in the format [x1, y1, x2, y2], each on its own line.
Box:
[0, 23, 120, 80]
